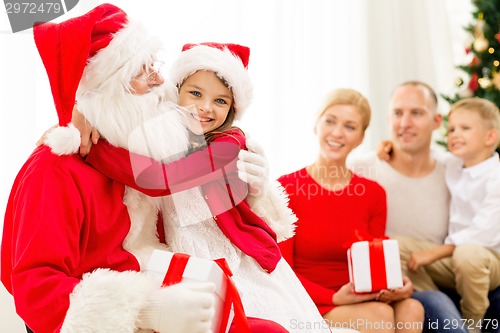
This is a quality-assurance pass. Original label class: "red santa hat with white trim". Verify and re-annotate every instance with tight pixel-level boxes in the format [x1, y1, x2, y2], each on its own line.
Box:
[170, 42, 253, 120]
[34, 3, 162, 126]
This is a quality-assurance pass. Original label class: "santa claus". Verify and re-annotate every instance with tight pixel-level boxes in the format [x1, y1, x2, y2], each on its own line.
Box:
[2, 4, 215, 333]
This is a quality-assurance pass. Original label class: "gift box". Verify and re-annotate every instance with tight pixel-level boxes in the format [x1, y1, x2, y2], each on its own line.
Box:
[146, 250, 249, 333]
[347, 239, 403, 293]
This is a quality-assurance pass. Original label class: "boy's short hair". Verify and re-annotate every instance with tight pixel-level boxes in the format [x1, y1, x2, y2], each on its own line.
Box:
[449, 97, 500, 149]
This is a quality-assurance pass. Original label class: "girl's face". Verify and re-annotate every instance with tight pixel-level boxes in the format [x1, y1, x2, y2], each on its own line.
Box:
[315, 104, 365, 164]
[179, 70, 233, 134]
[447, 109, 493, 166]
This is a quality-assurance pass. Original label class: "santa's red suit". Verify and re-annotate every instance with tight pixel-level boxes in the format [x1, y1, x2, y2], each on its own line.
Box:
[1, 145, 152, 332]
[1, 4, 206, 333]
[1, 5, 168, 332]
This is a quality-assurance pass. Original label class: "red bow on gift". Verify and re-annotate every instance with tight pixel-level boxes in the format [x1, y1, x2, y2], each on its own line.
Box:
[345, 230, 391, 293]
[161, 253, 251, 333]
[342, 229, 389, 249]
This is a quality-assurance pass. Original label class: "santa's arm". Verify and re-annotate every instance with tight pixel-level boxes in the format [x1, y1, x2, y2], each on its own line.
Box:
[5, 159, 214, 333]
[61, 268, 217, 333]
[61, 269, 160, 333]
[4, 168, 153, 333]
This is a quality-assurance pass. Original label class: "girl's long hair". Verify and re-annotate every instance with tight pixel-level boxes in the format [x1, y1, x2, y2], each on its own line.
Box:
[204, 105, 237, 144]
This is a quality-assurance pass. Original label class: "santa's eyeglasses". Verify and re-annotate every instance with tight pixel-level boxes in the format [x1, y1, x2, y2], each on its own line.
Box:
[134, 60, 164, 84]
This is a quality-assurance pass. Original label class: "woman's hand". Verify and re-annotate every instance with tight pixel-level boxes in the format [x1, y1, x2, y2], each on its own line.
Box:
[72, 106, 100, 156]
[332, 282, 379, 305]
[376, 276, 414, 303]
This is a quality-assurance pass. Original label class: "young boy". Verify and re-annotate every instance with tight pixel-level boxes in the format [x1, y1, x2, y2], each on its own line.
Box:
[407, 97, 500, 332]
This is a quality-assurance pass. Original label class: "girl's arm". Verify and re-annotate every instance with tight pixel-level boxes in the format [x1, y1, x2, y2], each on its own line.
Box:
[85, 129, 245, 197]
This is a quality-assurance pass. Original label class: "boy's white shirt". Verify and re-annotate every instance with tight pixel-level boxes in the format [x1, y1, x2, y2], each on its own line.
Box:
[444, 152, 500, 254]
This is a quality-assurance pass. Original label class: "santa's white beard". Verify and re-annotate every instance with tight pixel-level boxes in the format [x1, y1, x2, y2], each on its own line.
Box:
[78, 84, 190, 162]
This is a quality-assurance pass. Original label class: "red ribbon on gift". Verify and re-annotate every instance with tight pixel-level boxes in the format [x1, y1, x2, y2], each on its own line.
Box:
[342, 229, 388, 248]
[345, 230, 390, 292]
[161, 253, 250, 333]
[214, 258, 251, 333]
[368, 240, 388, 292]
[162, 252, 189, 286]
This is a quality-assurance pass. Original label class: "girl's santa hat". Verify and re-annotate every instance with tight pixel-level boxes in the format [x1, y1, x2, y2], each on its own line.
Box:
[170, 42, 253, 120]
[34, 3, 162, 126]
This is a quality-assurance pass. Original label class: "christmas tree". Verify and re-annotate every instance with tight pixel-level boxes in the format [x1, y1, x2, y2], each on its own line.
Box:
[441, 0, 500, 153]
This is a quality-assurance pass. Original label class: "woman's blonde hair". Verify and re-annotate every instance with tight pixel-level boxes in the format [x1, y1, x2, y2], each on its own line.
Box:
[449, 97, 500, 149]
[316, 88, 371, 131]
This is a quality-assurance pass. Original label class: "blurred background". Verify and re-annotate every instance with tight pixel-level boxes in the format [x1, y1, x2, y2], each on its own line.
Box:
[0, 0, 483, 330]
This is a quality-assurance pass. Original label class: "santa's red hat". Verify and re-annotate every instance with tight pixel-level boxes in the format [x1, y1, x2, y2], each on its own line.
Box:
[34, 3, 161, 126]
[169, 42, 253, 120]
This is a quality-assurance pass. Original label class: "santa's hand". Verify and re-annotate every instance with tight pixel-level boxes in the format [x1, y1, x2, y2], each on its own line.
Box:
[71, 106, 100, 156]
[138, 282, 215, 333]
[237, 138, 269, 199]
[36, 124, 58, 146]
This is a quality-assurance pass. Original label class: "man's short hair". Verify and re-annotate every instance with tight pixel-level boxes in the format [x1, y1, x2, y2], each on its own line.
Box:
[395, 80, 438, 113]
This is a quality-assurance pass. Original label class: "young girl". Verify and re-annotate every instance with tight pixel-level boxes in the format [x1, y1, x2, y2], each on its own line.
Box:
[81, 43, 335, 333]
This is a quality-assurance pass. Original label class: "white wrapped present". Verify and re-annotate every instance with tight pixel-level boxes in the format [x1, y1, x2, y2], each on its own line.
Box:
[347, 239, 403, 293]
[146, 250, 249, 332]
